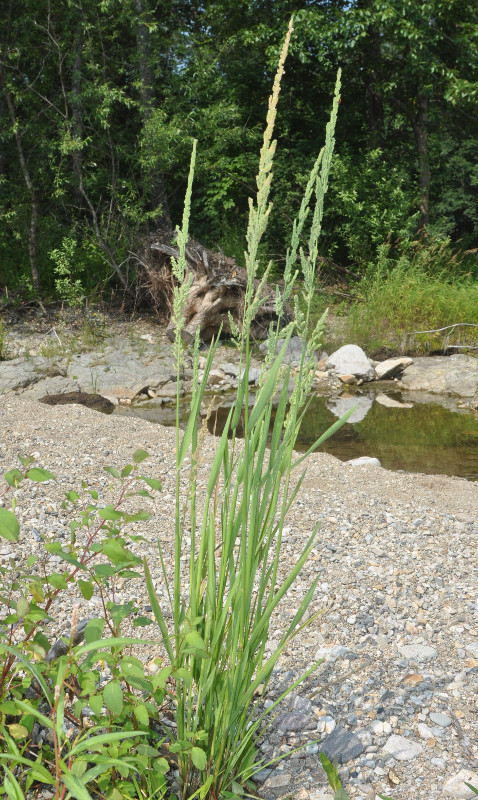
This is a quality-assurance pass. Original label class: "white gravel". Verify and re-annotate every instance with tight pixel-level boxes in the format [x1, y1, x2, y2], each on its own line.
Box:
[0, 396, 477, 800]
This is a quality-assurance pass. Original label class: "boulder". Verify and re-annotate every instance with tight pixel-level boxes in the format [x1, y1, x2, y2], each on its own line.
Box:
[260, 336, 314, 368]
[325, 345, 376, 381]
[346, 456, 381, 467]
[375, 356, 413, 380]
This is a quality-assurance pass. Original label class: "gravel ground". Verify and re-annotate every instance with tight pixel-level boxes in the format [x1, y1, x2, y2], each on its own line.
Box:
[0, 396, 477, 800]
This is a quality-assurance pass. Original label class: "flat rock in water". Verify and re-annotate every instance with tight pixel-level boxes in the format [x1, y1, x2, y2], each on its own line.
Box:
[399, 354, 478, 397]
[325, 345, 376, 381]
[319, 726, 364, 764]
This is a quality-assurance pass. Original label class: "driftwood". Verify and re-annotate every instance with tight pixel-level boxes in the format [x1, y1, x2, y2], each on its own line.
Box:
[137, 231, 291, 342]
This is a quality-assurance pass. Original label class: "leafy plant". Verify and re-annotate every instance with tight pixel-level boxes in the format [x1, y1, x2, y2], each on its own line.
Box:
[49, 238, 85, 308]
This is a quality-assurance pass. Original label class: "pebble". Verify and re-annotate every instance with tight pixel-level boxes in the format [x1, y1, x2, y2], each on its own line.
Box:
[429, 711, 452, 727]
[442, 770, 478, 798]
[320, 727, 364, 764]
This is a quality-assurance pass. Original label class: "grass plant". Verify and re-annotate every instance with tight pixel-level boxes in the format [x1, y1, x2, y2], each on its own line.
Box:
[0, 19, 352, 800]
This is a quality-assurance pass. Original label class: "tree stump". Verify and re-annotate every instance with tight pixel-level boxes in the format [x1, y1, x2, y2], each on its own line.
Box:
[138, 232, 291, 342]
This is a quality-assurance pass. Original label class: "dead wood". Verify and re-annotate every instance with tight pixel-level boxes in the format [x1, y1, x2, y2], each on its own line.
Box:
[136, 231, 291, 342]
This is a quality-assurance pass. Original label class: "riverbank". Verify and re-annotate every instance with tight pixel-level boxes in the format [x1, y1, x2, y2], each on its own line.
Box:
[0, 396, 477, 800]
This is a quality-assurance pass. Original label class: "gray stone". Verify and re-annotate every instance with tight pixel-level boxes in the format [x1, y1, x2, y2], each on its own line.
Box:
[466, 642, 478, 658]
[346, 456, 381, 467]
[429, 712, 452, 727]
[325, 345, 376, 381]
[219, 362, 239, 378]
[319, 726, 364, 764]
[399, 354, 478, 397]
[443, 770, 478, 798]
[274, 711, 312, 732]
[375, 357, 413, 380]
[382, 734, 423, 761]
[326, 395, 373, 424]
[398, 643, 437, 662]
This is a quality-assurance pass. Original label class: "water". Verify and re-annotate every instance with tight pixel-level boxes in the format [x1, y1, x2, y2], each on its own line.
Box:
[116, 390, 478, 481]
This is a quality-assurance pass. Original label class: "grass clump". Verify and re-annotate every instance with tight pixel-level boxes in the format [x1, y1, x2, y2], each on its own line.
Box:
[0, 20, 350, 800]
[346, 239, 478, 353]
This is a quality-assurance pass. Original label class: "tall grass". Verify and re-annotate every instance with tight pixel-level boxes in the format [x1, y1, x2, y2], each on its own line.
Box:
[144, 20, 347, 800]
[346, 240, 478, 353]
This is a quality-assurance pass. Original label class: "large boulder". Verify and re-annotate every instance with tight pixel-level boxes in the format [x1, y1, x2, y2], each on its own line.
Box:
[325, 345, 376, 381]
[399, 354, 478, 397]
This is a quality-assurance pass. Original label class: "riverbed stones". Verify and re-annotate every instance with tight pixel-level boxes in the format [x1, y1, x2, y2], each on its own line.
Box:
[325, 345, 376, 381]
[399, 354, 478, 396]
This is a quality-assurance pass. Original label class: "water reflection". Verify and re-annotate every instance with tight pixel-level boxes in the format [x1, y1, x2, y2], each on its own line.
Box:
[117, 390, 478, 481]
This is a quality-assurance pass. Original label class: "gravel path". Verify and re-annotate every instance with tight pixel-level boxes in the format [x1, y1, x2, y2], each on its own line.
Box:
[0, 396, 477, 800]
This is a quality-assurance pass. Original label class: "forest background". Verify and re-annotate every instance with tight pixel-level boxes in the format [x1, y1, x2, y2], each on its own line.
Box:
[1, 0, 478, 343]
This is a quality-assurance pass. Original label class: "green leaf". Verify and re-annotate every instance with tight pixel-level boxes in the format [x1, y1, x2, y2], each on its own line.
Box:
[335, 790, 350, 800]
[83, 619, 105, 643]
[4, 469, 22, 487]
[320, 752, 341, 792]
[26, 468, 56, 482]
[16, 597, 29, 617]
[67, 490, 81, 502]
[103, 681, 123, 715]
[172, 668, 192, 688]
[120, 465, 133, 477]
[185, 630, 205, 649]
[134, 705, 149, 726]
[78, 580, 94, 600]
[98, 505, 123, 521]
[0, 508, 19, 542]
[133, 449, 149, 463]
[138, 476, 162, 491]
[48, 573, 67, 590]
[132, 616, 153, 627]
[61, 772, 93, 800]
[7, 724, 29, 740]
[191, 747, 207, 770]
[104, 466, 120, 479]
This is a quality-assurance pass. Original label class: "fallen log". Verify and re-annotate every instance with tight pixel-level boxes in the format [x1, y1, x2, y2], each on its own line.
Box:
[138, 231, 291, 342]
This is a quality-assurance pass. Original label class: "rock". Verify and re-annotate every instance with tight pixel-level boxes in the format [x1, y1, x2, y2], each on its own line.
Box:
[207, 369, 227, 386]
[319, 726, 364, 764]
[442, 770, 478, 798]
[39, 392, 115, 414]
[382, 734, 423, 761]
[325, 345, 376, 381]
[240, 366, 262, 384]
[346, 456, 381, 467]
[375, 357, 413, 380]
[417, 722, 435, 739]
[219, 362, 239, 378]
[466, 642, 478, 658]
[260, 335, 311, 368]
[429, 712, 452, 727]
[399, 354, 478, 397]
[398, 643, 437, 661]
[326, 395, 373, 424]
[274, 711, 312, 732]
[375, 393, 414, 409]
[338, 374, 357, 385]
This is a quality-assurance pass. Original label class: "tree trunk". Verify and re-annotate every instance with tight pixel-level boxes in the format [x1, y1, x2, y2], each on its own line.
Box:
[413, 92, 430, 232]
[1, 76, 40, 292]
[135, 0, 172, 231]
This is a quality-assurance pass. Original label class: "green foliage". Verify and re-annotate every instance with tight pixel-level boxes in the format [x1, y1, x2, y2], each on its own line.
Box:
[49, 238, 85, 307]
[346, 239, 478, 352]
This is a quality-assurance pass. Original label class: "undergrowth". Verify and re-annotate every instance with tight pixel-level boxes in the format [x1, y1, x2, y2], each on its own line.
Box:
[346, 239, 478, 353]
